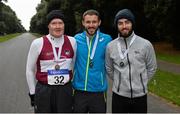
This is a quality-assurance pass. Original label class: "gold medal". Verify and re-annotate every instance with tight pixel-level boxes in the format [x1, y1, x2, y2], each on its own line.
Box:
[55, 64, 60, 70]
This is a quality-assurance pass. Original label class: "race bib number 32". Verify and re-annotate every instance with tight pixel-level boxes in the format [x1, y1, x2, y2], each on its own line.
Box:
[47, 69, 70, 85]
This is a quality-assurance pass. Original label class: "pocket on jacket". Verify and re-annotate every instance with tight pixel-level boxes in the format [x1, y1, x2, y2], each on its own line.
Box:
[140, 73, 145, 93]
[113, 69, 121, 92]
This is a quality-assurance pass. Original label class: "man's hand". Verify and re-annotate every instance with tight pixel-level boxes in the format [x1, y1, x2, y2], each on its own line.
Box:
[28, 93, 35, 107]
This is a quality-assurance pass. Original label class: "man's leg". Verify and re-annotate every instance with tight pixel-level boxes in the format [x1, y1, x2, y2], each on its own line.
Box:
[56, 83, 73, 112]
[73, 90, 88, 112]
[34, 82, 51, 113]
[112, 92, 131, 113]
[89, 92, 106, 113]
[132, 94, 147, 113]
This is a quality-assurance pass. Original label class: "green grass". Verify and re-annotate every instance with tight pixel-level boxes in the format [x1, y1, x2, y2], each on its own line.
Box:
[148, 69, 180, 106]
[0, 33, 22, 42]
[156, 53, 180, 64]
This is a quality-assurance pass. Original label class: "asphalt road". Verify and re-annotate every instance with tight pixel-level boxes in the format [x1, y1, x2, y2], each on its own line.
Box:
[0, 33, 35, 112]
[0, 33, 180, 113]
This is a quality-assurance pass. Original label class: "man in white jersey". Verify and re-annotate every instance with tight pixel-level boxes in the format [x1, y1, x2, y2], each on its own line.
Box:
[26, 10, 76, 113]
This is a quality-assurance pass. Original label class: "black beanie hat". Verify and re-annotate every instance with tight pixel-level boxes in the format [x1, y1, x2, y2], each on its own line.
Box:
[46, 10, 65, 25]
[114, 9, 135, 26]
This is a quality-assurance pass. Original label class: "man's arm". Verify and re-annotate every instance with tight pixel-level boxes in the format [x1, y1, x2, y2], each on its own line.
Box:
[26, 39, 41, 95]
[69, 36, 77, 70]
[105, 44, 114, 80]
[145, 41, 157, 80]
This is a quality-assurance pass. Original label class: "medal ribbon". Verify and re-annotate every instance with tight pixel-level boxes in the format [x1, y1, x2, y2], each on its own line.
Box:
[86, 30, 99, 60]
[84, 30, 99, 91]
[117, 34, 136, 59]
[49, 35, 64, 62]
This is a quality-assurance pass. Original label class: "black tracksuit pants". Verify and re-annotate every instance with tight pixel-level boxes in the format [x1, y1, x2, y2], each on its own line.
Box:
[34, 82, 73, 113]
[112, 92, 147, 113]
[73, 90, 106, 113]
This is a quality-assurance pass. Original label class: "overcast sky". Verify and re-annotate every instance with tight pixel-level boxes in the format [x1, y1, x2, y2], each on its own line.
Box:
[5, 0, 41, 30]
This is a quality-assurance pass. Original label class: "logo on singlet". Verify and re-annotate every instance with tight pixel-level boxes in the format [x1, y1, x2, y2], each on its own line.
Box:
[46, 52, 53, 56]
[64, 50, 71, 56]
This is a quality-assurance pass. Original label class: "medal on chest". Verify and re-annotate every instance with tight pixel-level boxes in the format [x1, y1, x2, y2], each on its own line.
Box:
[117, 34, 136, 68]
[119, 62, 124, 67]
[86, 30, 99, 69]
[89, 59, 94, 68]
[55, 64, 60, 70]
[49, 36, 64, 70]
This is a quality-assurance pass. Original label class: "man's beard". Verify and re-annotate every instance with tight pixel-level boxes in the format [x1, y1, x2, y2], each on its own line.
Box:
[119, 29, 133, 38]
[85, 28, 98, 36]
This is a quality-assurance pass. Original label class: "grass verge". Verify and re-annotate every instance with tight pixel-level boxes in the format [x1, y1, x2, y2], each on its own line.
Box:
[154, 42, 180, 64]
[148, 69, 180, 106]
[156, 53, 180, 64]
[0, 33, 22, 42]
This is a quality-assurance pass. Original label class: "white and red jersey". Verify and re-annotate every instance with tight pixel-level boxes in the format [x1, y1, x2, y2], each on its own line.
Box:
[26, 34, 76, 94]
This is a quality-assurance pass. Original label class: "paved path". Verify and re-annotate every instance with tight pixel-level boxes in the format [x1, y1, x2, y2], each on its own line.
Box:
[0, 33, 180, 113]
[157, 59, 180, 74]
[0, 33, 35, 112]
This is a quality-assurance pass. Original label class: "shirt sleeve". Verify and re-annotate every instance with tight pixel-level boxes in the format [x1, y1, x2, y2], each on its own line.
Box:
[105, 43, 114, 80]
[26, 38, 42, 95]
[145, 41, 157, 80]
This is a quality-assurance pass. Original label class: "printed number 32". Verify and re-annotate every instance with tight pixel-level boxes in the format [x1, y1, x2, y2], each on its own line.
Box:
[54, 76, 64, 84]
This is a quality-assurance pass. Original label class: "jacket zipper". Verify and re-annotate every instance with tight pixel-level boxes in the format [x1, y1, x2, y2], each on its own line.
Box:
[124, 38, 133, 98]
[140, 73, 146, 93]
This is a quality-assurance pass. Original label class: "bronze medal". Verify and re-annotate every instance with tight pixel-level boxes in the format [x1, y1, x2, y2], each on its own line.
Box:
[55, 64, 60, 70]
